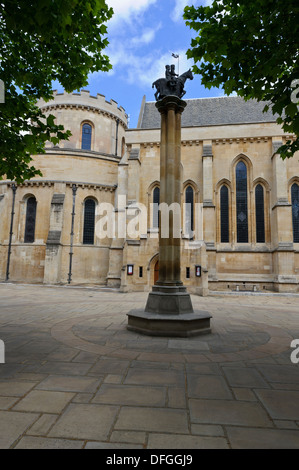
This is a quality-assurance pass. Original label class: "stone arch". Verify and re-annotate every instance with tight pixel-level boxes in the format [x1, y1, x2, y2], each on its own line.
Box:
[230, 153, 253, 185]
[147, 252, 159, 287]
[215, 178, 232, 193]
[253, 177, 271, 191]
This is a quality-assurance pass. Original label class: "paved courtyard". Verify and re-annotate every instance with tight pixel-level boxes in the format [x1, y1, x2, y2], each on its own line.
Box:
[0, 283, 298, 449]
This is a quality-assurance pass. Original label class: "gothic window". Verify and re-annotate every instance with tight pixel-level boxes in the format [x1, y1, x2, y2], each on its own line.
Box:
[255, 184, 265, 243]
[185, 186, 194, 237]
[81, 123, 92, 150]
[220, 185, 229, 242]
[236, 161, 248, 243]
[24, 196, 37, 243]
[292, 183, 299, 243]
[153, 187, 160, 228]
[83, 199, 96, 244]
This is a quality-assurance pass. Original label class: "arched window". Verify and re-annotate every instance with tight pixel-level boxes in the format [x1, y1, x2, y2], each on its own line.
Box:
[83, 199, 96, 244]
[236, 161, 248, 243]
[255, 184, 265, 243]
[81, 123, 92, 150]
[220, 185, 229, 242]
[153, 187, 160, 228]
[24, 196, 37, 243]
[185, 185, 194, 237]
[292, 183, 299, 243]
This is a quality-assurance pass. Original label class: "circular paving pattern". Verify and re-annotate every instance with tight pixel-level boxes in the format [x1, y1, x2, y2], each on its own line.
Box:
[51, 313, 293, 363]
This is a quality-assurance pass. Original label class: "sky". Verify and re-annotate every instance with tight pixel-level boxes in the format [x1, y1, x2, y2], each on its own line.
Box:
[55, 0, 221, 128]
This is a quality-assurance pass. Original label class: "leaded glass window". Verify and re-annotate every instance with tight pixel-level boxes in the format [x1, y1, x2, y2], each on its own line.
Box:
[292, 183, 299, 243]
[220, 185, 229, 242]
[255, 184, 265, 243]
[83, 199, 96, 244]
[185, 186, 194, 236]
[81, 123, 92, 150]
[24, 197, 37, 243]
[236, 161, 248, 243]
[153, 187, 160, 228]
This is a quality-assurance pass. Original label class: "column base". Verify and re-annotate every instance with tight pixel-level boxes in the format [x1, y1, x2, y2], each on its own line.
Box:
[127, 285, 212, 337]
[145, 285, 194, 314]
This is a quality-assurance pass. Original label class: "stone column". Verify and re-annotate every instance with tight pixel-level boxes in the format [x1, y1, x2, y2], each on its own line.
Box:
[44, 193, 65, 284]
[107, 151, 129, 288]
[271, 138, 296, 292]
[127, 96, 212, 337]
[156, 97, 185, 286]
[202, 141, 216, 281]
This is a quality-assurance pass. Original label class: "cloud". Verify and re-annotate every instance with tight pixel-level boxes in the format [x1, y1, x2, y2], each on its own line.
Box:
[107, 0, 158, 23]
[104, 46, 194, 89]
[171, 0, 190, 22]
[130, 24, 162, 47]
[171, 0, 212, 23]
[90, 1, 197, 93]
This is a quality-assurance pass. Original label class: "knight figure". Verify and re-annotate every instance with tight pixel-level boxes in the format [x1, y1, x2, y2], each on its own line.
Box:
[152, 64, 193, 101]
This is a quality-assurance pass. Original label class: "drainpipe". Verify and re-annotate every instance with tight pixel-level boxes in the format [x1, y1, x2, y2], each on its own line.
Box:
[6, 183, 17, 281]
[68, 184, 77, 284]
[115, 119, 120, 156]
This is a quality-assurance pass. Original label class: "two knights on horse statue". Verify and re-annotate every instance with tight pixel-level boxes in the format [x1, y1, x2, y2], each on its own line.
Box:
[152, 65, 193, 101]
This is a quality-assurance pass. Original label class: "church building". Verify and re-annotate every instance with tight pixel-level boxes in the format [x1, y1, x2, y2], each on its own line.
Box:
[0, 89, 298, 293]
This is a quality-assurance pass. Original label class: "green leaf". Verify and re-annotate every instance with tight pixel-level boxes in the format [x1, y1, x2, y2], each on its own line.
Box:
[0, 0, 113, 181]
[184, 0, 299, 160]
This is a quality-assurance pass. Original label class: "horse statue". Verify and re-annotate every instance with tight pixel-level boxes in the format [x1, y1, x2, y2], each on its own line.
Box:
[152, 67, 193, 101]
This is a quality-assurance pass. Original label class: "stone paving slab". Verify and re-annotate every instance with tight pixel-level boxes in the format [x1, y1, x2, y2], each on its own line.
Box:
[14, 436, 84, 449]
[37, 361, 92, 376]
[226, 426, 299, 449]
[84, 442, 144, 449]
[48, 403, 119, 441]
[191, 424, 225, 437]
[0, 396, 19, 410]
[115, 407, 189, 433]
[167, 387, 186, 409]
[27, 414, 59, 436]
[231, 388, 257, 402]
[92, 384, 166, 407]
[147, 433, 229, 449]
[222, 367, 269, 388]
[0, 380, 36, 396]
[254, 389, 299, 420]
[189, 399, 273, 427]
[13, 390, 75, 414]
[88, 358, 130, 376]
[187, 375, 233, 400]
[110, 430, 146, 445]
[124, 368, 185, 387]
[0, 283, 299, 449]
[0, 410, 39, 448]
[256, 365, 299, 384]
[168, 339, 209, 351]
[35, 375, 100, 393]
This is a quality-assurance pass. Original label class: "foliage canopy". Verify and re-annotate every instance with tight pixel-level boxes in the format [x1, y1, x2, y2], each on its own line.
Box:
[184, 0, 299, 159]
[0, 0, 113, 182]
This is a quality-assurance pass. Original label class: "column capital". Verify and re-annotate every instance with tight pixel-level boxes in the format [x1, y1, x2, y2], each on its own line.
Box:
[155, 95, 187, 115]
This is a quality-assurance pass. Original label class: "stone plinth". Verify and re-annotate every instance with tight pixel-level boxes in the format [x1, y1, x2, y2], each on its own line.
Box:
[127, 309, 212, 337]
[127, 95, 212, 337]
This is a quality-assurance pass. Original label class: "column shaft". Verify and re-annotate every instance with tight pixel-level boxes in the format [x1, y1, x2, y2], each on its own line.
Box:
[157, 99, 185, 286]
